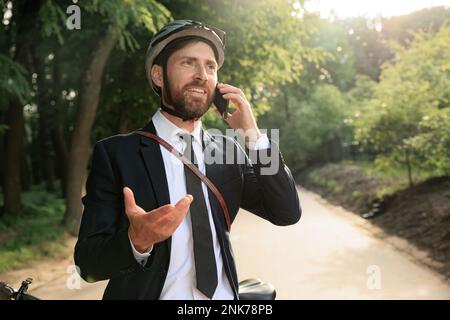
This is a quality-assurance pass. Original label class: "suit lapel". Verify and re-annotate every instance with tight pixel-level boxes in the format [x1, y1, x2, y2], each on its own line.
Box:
[139, 120, 172, 253]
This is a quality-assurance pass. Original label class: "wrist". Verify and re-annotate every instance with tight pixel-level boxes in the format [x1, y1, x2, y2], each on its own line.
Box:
[128, 227, 153, 253]
[242, 127, 262, 144]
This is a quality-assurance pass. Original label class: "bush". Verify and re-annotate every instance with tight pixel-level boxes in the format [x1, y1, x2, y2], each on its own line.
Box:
[0, 187, 68, 273]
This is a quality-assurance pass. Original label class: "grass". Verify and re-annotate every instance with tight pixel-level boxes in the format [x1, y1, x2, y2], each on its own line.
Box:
[0, 186, 69, 274]
[308, 172, 342, 193]
[340, 159, 437, 198]
[306, 160, 444, 205]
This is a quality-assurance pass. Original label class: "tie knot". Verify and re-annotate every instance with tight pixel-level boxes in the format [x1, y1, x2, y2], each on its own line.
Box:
[178, 133, 193, 142]
[178, 133, 196, 163]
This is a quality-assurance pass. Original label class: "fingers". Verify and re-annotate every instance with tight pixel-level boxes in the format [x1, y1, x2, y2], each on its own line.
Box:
[222, 92, 245, 102]
[146, 195, 192, 238]
[169, 195, 193, 226]
[126, 193, 193, 247]
[219, 85, 250, 112]
[217, 83, 243, 96]
[152, 194, 192, 217]
[223, 93, 249, 111]
[123, 187, 137, 216]
[175, 194, 193, 211]
[222, 112, 234, 126]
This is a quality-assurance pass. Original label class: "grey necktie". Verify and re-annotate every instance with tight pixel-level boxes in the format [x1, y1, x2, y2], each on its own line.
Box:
[179, 133, 218, 298]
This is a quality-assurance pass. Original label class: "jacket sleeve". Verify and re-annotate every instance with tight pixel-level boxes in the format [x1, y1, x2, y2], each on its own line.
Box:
[74, 141, 152, 283]
[239, 140, 301, 226]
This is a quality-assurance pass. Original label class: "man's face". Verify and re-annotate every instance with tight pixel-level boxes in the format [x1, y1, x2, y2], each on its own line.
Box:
[163, 41, 218, 119]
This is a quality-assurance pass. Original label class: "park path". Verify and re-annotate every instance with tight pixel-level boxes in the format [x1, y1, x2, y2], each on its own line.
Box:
[7, 188, 449, 299]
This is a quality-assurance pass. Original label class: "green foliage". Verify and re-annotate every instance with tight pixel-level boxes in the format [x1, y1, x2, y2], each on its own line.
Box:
[39, 0, 67, 44]
[83, 0, 171, 51]
[346, 74, 377, 103]
[351, 24, 450, 181]
[382, 6, 450, 45]
[408, 109, 450, 174]
[265, 84, 347, 172]
[94, 0, 324, 137]
[309, 171, 341, 193]
[343, 16, 391, 80]
[311, 18, 356, 90]
[218, 0, 322, 113]
[2, 2, 450, 258]
[0, 188, 67, 273]
[161, 0, 323, 117]
[0, 53, 31, 106]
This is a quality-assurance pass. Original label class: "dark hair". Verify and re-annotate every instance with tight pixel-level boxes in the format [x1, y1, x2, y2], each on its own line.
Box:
[152, 36, 219, 95]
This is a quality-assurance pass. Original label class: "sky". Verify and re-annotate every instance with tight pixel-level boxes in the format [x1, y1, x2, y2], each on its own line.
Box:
[303, 0, 450, 18]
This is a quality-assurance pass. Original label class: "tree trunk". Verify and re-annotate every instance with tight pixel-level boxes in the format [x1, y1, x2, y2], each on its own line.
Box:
[405, 148, 414, 188]
[2, 1, 43, 215]
[51, 52, 69, 198]
[0, 114, 6, 198]
[21, 129, 32, 192]
[63, 31, 118, 235]
[32, 48, 56, 192]
[51, 125, 69, 197]
[328, 136, 343, 162]
[37, 88, 56, 192]
[39, 112, 56, 192]
[3, 101, 24, 215]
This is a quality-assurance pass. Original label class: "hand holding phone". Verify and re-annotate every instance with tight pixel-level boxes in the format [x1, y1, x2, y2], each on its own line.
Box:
[213, 85, 229, 119]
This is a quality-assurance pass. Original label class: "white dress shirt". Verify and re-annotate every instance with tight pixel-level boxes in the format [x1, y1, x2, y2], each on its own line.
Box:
[129, 108, 270, 300]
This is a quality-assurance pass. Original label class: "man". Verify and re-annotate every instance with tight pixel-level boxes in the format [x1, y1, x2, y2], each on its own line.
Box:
[74, 20, 301, 300]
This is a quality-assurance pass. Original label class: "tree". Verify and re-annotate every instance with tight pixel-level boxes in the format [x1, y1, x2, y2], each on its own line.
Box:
[261, 83, 347, 172]
[0, 54, 30, 202]
[410, 109, 450, 175]
[160, 0, 321, 120]
[63, 0, 171, 235]
[0, 0, 42, 215]
[351, 25, 450, 186]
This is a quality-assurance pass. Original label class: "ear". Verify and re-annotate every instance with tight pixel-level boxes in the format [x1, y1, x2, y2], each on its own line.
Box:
[151, 64, 163, 88]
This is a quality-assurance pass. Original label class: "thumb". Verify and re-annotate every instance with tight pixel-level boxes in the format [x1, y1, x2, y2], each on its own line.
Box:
[123, 187, 137, 216]
[174, 194, 193, 211]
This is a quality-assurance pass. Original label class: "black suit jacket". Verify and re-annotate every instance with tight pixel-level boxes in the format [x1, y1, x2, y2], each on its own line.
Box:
[74, 120, 301, 300]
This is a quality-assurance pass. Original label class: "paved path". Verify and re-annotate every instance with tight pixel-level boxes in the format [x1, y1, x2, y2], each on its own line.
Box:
[26, 188, 450, 299]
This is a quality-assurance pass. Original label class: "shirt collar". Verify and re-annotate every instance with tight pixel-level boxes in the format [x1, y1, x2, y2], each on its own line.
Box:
[152, 108, 203, 145]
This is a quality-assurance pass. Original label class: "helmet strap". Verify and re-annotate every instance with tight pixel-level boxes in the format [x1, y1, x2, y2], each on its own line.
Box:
[160, 102, 193, 121]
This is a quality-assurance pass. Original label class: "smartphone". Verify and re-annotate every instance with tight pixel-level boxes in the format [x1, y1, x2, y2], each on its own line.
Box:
[213, 85, 229, 119]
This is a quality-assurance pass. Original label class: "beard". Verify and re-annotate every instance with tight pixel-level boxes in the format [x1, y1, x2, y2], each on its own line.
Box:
[165, 80, 214, 119]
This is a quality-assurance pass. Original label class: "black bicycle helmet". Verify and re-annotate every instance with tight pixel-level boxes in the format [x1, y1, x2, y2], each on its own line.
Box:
[145, 19, 226, 95]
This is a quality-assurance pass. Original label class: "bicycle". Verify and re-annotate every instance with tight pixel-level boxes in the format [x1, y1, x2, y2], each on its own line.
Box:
[0, 278, 39, 300]
[1, 277, 274, 300]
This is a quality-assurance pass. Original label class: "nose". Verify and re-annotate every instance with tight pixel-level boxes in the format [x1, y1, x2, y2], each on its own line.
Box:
[194, 64, 209, 82]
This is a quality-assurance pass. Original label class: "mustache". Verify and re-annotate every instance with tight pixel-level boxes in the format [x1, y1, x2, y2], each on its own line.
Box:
[183, 82, 211, 94]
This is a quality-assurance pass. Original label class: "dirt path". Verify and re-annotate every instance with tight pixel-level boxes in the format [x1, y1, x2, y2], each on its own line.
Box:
[232, 188, 450, 299]
[2, 188, 449, 299]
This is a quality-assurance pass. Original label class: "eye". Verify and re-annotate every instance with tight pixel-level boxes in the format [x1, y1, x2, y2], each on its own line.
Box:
[182, 60, 193, 67]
